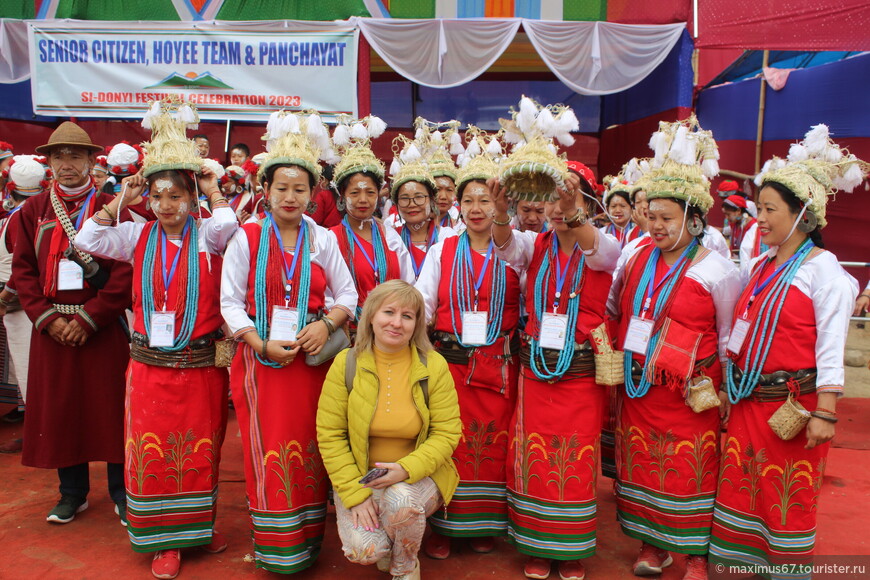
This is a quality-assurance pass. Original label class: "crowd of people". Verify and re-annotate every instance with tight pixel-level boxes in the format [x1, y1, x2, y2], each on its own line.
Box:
[0, 98, 866, 580]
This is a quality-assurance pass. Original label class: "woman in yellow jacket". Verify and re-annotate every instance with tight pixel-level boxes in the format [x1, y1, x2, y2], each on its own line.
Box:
[317, 280, 461, 580]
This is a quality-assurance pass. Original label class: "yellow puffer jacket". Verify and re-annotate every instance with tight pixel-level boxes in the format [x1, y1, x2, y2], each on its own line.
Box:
[317, 346, 461, 509]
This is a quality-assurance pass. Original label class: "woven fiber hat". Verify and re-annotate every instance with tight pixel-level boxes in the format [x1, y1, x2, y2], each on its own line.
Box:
[140, 99, 203, 178]
[456, 126, 503, 198]
[757, 125, 869, 229]
[498, 96, 577, 203]
[35, 122, 103, 155]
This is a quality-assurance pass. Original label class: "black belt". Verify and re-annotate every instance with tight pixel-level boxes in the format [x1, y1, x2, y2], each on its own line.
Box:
[730, 366, 817, 402]
[432, 331, 519, 367]
[129, 330, 222, 369]
[519, 341, 595, 382]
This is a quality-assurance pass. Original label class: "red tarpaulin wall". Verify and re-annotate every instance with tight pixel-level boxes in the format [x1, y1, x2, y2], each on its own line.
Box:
[696, 0, 870, 50]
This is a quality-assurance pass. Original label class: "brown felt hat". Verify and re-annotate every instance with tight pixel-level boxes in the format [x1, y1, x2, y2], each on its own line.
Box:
[35, 121, 103, 155]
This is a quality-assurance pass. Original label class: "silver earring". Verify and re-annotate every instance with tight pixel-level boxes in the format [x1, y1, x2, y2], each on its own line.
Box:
[263, 199, 272, 212]
[687, 216, 704, 237]
[797, 210, 818, 233]
[306, 200, 318, 214]
[336, 198, 346, 212]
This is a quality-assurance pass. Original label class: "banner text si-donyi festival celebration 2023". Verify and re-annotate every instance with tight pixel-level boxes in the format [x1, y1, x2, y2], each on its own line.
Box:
[27, 22, 359, 122]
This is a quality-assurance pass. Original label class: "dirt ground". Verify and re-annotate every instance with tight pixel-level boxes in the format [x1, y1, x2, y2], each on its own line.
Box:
[844, 320, 870, 397]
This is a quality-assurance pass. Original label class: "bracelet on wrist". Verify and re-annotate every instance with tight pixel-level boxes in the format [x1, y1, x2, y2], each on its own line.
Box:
[102, 204, 117, 221]
[261, 339, 269, 358]
[815, 406, 837, 415]
[321, 316, 336, 334]
[810, 411, 838, 424]
[565, 208, 587, 228]
[492, 215, 511, 227]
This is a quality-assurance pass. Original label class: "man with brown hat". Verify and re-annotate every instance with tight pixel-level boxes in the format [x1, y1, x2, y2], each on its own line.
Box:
[11, 121, 133, 526]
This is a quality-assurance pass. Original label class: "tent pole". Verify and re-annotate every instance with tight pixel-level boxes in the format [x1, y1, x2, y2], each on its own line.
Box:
[754, 50, 770, 174]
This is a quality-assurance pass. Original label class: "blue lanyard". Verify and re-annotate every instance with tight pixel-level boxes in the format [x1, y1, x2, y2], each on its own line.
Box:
[74, 189, 97, 230]
[403, 222, 438, 278]
[159, 219, 191, 310]
[463, 239, 494, 309]
[744, 240, 810, 314]
[642, 243, 695, 317]
[551, 235, 578, 311]
[347, 222, 379, 278]
[271, 218, 306, 302]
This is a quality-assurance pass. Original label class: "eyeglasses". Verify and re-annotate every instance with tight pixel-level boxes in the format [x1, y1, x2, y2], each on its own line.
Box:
[397, 194, 429, 208]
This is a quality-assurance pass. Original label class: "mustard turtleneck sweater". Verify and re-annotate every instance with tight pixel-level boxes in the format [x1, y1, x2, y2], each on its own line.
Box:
[368, 346, 423, 466]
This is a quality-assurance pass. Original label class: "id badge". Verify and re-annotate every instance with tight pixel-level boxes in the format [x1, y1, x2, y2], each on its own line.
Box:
[149, 311, 176, 347]
[539, 313, 569, 351]
[727, 317, 751, 355]
[57, 259, 84, 291]
[270, 306, 299, 342]
[461, 311, 488, 345]
[624, 316, 654, 353]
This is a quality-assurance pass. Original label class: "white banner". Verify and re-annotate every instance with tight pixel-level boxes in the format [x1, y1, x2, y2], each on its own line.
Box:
[28, 22, 359, 122]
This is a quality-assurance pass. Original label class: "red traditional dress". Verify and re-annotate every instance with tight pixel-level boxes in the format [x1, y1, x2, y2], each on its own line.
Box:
[608, 237, 740, 554]
[13, 183, 133, 469]
[602, 222, 643, 250]
[221, 214, 357, 574]
[494, 228, 620, 559]
[227, 189, 259, 221]
[739, 223, 769, 269]
[415, 234, 521, 538]
[329, 217, 414, 326]
[728, 215, 756, 253]
[75, 206, 239, 552]
[397, 220, 457, 281]
[711, 247, 856, 573]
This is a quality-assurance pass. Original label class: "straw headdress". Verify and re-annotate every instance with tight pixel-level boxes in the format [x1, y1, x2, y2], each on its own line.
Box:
[455, 126, 504, 196]
[331, 115, 387, 189]
[497, 96, 577, 202]
[755, 124, 868, 228]
[258, 110, 339, 183]
[139, 98, 203, 178]
[603, 157, 652, 204]
[389, 133, 437, 203]
[642, 115, 720, 213]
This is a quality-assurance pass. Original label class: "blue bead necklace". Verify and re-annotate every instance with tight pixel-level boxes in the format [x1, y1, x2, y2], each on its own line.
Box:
[141, 217, 199, 352]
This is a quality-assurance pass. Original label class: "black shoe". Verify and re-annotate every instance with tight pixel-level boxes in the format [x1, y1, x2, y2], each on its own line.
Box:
[46, 495, 88, 524]
[1, 408, 24, 423]
[114, 499, 128, 527]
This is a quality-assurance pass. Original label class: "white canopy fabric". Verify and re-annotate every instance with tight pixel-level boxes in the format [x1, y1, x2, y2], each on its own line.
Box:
[0, 17, 686, 95]
[0, 19, 30, 83]
[523, 21, 686, 95]
[352, 17, 521, 89]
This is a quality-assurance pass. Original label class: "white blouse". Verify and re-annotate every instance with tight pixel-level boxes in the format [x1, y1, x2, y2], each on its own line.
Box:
[743, 248, 858, 393]
[75, 206, 239, 261]
[607, 241, 742, 362]
[220, 214, 358, 336]
[327, 220, 417, 285]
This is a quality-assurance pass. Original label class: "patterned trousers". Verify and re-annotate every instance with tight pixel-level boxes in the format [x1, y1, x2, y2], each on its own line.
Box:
[334, 477, 442, 576]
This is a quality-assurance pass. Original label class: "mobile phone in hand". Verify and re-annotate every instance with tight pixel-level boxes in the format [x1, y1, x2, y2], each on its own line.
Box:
[359, 467, 389, 485]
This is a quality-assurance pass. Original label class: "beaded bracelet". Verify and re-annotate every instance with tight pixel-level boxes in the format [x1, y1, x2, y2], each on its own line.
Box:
[815, 406, 837, 415]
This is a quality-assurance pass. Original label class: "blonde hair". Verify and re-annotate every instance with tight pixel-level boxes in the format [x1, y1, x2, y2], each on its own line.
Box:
[354, 280, 432, 356]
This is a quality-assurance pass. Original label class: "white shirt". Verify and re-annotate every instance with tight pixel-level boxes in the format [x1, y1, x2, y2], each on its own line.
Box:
[220, 214, 358, 336]
[608, 240, 741, 362]
[327, 220, 417, 285]
[75, 206, 239, 261]
[743, 248, 857, 392]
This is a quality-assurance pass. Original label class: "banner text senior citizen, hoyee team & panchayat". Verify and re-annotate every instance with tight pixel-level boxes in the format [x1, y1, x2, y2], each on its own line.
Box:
[37, 39, 348, 67]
